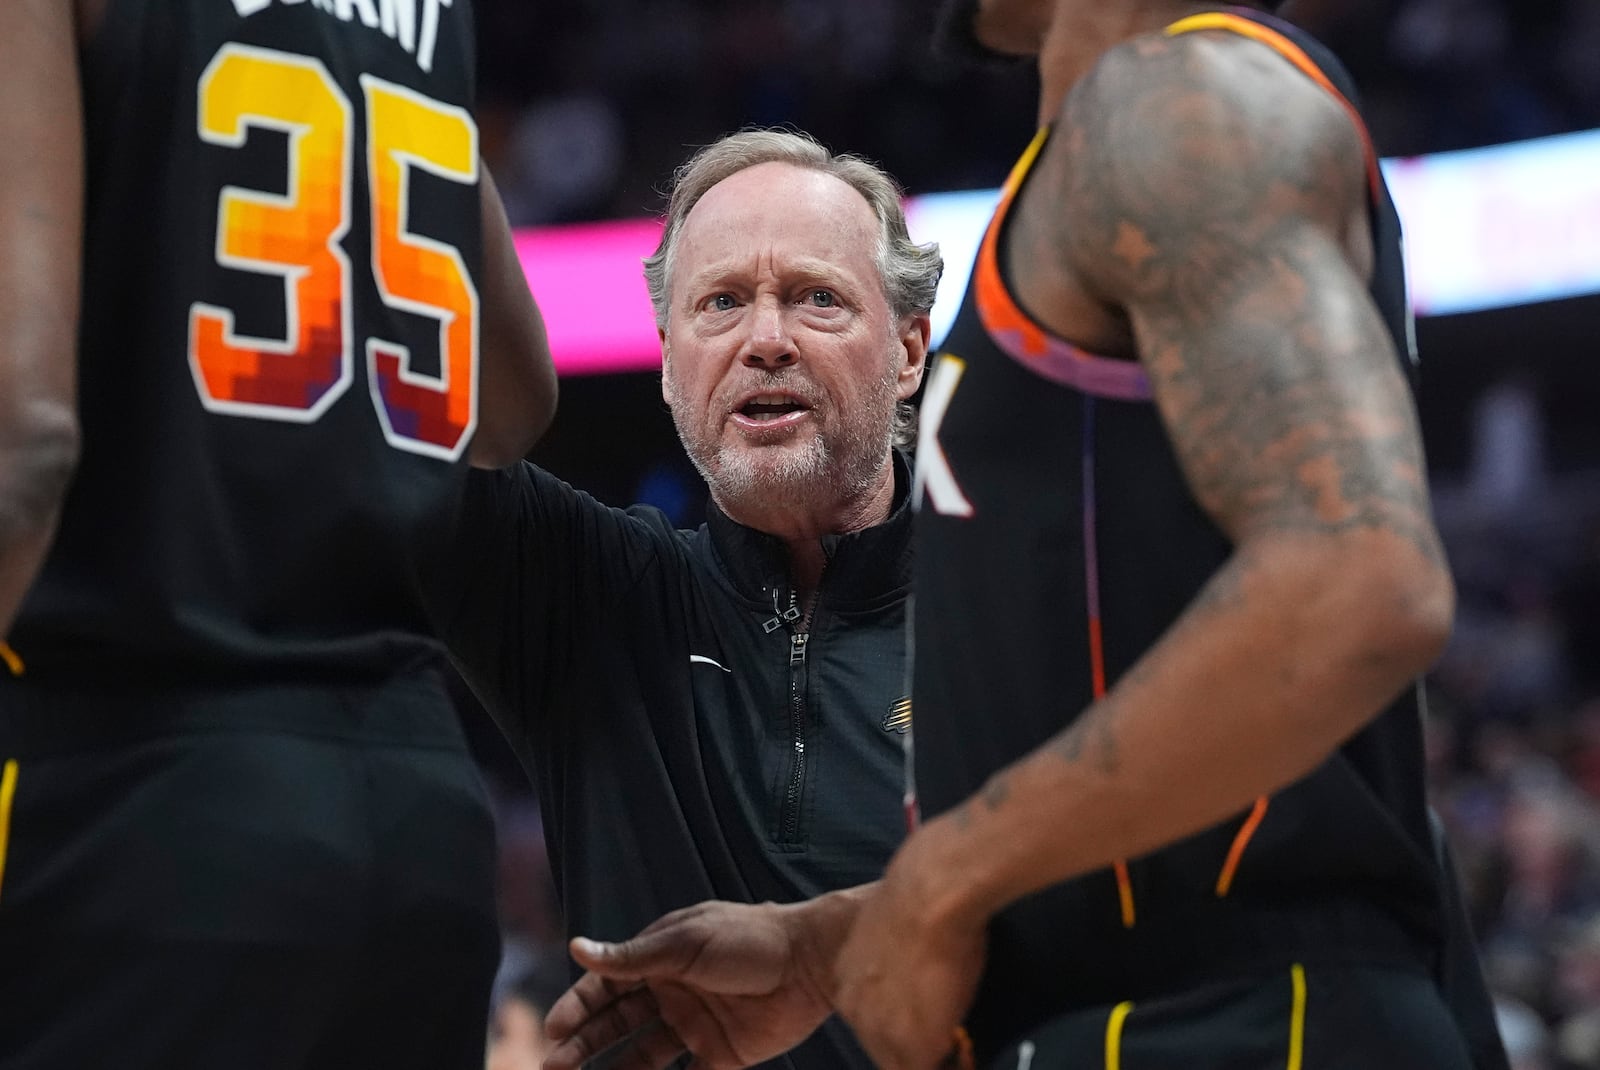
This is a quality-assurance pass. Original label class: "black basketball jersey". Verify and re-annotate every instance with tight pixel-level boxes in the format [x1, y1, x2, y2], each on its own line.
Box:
[911, 10, 1440, 1055]
[11, 0, 483, 683]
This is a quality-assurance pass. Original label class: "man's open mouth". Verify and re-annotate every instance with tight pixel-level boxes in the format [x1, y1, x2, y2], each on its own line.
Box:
[734, 393, 810, 423]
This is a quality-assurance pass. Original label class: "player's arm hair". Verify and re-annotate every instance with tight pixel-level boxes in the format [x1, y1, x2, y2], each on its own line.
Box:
[470, 165, 557, 469]
[900, 32, 1455, 925]
[0, 0, 83, 636]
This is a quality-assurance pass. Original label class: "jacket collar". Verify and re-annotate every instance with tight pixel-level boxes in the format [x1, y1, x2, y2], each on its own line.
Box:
[701, 450, 914, 611]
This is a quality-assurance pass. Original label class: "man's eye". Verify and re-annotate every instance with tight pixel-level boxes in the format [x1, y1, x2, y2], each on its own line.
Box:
[808, 290, 836, 308]
[708, 294, 737, 312]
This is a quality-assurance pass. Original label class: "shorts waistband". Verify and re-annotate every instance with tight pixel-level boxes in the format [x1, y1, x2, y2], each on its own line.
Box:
[975, 895, 1439, 1061]
[0, 669, 467, 755]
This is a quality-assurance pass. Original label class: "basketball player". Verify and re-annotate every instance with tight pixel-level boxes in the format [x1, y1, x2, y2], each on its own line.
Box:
[0, 1, 554, 1067]
[541, 2, 1509, 1068]
[836, 0, 1495, 1059]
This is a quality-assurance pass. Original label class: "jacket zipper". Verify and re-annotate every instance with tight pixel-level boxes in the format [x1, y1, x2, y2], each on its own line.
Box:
[771, 586, 813, 846]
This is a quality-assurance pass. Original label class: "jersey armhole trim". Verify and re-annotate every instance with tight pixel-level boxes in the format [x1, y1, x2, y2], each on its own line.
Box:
[1164, 12, 1384, 196]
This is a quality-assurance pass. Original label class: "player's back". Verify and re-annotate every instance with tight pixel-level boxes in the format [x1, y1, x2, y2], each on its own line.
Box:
[11, 0, 483, 684]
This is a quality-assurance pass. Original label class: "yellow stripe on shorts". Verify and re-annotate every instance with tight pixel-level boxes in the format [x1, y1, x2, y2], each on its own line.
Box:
[0, 760, 18, 903]
[1289, 963, 1308, 1070]
[1104, 1000, 1134, 1070]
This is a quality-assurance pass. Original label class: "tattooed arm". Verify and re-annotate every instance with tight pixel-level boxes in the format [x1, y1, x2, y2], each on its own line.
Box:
[835, 30, 1454, 1068]
[0, 0, 83, 637]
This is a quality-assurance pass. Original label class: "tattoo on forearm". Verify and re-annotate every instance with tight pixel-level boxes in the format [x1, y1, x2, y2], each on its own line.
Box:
[1051, 699, 1120, 774]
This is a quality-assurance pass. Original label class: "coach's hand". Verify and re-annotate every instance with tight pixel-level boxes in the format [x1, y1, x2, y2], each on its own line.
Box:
[542, 898, 844, 1070]
[834, 825, 988, 1070]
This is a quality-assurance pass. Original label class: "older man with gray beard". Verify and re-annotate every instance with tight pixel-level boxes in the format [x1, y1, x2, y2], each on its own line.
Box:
[424, 129, 941, 1070]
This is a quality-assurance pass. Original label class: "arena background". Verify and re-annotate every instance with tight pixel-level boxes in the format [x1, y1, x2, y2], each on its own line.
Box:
[461, 4, 1600, 1067]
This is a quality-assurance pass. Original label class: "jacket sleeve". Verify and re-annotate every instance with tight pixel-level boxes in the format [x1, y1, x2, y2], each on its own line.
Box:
[422, 461, 663, 731]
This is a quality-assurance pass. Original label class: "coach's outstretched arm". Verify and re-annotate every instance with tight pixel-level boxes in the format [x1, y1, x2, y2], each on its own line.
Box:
[470, 166, 557, 468]
[0, 0, 83, 637]
[833, 31, 1456, 1070]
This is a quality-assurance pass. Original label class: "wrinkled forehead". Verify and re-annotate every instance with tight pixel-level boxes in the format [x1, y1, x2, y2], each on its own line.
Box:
[672, 162, 882, 288]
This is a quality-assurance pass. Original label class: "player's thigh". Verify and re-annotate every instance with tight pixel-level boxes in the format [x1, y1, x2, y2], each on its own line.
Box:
[0, 939, 358, 1070]
[365, 739, 500, 944]
[0, 728, 372, 1069]
[0, 727, 370, 939]
[990, 964, 1473, 1070]
[303, 741, 501, 1070]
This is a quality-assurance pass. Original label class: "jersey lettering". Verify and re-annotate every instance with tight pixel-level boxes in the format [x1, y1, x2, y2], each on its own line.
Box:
[228, 0, 455, 73]
[914, 354, 975, 517]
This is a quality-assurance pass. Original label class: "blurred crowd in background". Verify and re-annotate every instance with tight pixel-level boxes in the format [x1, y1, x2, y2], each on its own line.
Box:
[466, 2, 1600, 1067]
[473, 0, 1600, 228]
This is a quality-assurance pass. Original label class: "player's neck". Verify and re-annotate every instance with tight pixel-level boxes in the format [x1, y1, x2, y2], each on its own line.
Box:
[1034, 1, 1239, 124]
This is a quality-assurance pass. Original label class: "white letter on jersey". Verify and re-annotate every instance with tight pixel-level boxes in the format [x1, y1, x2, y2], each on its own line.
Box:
[914, 354, 975, 518]
[417, 0, 452, 73]
[231, 0, 272, 15]
[336, 0, 381, 27]
[380, 0, 416, 51]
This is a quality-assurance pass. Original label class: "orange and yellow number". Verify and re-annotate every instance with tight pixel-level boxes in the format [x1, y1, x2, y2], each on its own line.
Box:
[188, 46, 480, 461]
[190, 45, 353, 421]
[362, 76, 479, 460]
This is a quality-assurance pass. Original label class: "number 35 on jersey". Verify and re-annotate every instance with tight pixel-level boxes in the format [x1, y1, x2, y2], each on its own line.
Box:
[189, 44, 479, 462]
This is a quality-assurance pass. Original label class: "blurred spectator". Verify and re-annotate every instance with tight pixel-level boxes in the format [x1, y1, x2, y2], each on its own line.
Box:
[1497, 995, 1553, 1070]
[491, 795, 565, 999]
[488, 960, 570, 1070]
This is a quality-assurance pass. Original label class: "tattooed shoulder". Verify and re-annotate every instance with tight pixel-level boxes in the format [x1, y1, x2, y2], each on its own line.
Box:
[1039, 30, 1446, 568]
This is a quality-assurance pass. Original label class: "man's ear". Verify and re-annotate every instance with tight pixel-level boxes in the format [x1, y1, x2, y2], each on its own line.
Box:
[659, 326, 671, 404]
[896, 314, 931, 400]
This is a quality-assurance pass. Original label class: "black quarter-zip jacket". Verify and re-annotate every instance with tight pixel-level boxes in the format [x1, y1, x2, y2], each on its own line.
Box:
[429, 453, 914, 1070]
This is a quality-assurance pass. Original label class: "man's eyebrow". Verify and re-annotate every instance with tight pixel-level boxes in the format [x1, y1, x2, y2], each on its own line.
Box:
[682, 258, 866, 293]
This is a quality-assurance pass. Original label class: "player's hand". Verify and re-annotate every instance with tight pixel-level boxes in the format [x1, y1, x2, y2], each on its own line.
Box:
[833, 829, 988, 1070]
[542, 899, 839, 1070]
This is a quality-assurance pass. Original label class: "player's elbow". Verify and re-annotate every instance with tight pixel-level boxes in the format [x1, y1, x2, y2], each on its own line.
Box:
[0, 401, 80, 538]
[1344, 546, 1456, 682]
[468, 363, 557, 469]
[1389, 562, 1455, 676]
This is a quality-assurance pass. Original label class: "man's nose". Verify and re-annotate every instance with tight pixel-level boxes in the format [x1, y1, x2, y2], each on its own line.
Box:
[741, 298, 797, 368]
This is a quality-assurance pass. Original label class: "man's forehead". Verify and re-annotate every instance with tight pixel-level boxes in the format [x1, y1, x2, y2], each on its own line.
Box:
[670, 167, 880, 298]
[680, 162, 878, 246]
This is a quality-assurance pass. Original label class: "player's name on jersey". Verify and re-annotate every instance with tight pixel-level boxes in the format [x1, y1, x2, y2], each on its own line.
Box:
[229, 0, 457, 73]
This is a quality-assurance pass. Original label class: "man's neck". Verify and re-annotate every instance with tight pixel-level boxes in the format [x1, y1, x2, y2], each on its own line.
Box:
[1035, 1, 1239, 124]
[715, 459, 898, 603]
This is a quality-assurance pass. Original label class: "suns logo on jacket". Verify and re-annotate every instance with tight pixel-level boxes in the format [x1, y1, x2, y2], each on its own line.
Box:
[881, 696, 912, 735]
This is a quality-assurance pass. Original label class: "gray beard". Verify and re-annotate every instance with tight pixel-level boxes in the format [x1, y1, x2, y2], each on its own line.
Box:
[667, 368, 900, 517]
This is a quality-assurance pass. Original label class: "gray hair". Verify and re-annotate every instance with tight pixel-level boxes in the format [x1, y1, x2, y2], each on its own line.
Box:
[645, 129, 942, 448]
[644, 128, 943, 329]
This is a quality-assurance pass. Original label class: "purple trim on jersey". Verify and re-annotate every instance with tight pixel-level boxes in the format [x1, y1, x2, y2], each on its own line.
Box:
[984, 323, 1156, 402]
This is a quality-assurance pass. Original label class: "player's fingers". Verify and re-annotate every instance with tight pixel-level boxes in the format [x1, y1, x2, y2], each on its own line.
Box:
[599, 1018, 690, 1070]
[542, 986, 660, 1070]
[544, 970, 647, 1043]
[570, 924, 707, 981]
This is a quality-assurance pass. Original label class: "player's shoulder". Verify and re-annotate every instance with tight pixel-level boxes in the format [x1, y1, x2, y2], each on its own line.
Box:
[1060, 19, 1361, 166]
[1049, 17, 1376, 206]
